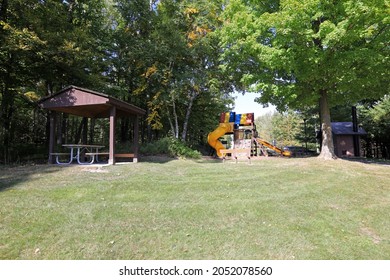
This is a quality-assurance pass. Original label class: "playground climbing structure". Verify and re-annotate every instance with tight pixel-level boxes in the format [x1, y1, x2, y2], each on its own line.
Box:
[207, 112, 291, 160]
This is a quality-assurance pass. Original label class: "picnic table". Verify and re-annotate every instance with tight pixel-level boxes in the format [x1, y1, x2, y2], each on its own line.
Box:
[51, 144, 107, 165]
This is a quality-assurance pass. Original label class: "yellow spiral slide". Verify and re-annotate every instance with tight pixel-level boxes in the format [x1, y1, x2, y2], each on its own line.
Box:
[207, 123, 233, 157]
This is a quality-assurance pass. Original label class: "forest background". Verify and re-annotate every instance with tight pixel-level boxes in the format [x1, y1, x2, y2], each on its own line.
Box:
[1, 0, 389, 163]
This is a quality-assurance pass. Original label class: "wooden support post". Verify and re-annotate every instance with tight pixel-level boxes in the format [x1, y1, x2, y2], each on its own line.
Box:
[109, 106, 116, 165]
[48, 111, 56, 164]
[133, 115, 139, 163]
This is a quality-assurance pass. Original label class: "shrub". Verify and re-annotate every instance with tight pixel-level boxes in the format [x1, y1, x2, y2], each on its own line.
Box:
[140, 137, 201, 159]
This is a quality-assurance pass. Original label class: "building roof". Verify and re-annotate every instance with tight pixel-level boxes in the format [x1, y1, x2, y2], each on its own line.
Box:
[331, 122, 367, 135]
[38, 85, 146, 118]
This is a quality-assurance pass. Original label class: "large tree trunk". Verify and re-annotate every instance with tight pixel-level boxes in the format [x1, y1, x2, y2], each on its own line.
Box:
[319, 90, 337, 160]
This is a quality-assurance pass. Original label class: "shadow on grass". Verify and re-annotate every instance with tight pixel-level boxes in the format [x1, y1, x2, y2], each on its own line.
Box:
[340, 157, 390, 166]
[197, 156, 224, 163]
[140, 155, 224, 164]
[0, 164, 62, 192]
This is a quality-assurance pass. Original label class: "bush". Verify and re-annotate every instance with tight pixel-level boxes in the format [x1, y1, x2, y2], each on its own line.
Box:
[140, 137, 202, 159]
[0, 143, 47, 164]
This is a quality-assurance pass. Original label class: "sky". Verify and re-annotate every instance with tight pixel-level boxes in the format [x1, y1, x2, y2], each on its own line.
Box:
[232, 92, 276, 118]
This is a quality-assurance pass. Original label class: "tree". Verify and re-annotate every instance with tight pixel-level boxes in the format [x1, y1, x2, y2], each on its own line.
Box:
[0, 0, 236, 162]
[141, 0, 233, 142]
[220, 0, 389, 159]
[360, 96, 390, 159]
[272, 110, 302, 147]
[107, 0, 158, 142]
[0, 0, 113, 162]
[255, 112, 275, 142]
[34, 0, 112, 92]
[295, 106, 321, 151]
[256, 110, 316, 148]
[0, 0, 46, 162]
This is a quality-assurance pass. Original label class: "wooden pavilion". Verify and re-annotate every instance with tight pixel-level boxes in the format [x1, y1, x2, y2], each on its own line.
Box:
[39, 86, 146, 165]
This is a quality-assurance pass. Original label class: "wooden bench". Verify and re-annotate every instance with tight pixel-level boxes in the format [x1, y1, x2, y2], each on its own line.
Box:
[220, 149, 251, 164]
[232, 148, 251, 164]
[85, 152, 134, 158]
[219, 149, 231, 161]
[50, 153, 70, 156]
[84, 153, 135, 158]
[87, 153, 136, 162]
[85, 152, 109, 156]
[114, 153, 134, 158]
[77, 152, 136, 163]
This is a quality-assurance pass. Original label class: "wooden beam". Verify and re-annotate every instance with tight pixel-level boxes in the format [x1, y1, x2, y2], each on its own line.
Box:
[48, 111, 56, 164]
[115, 153, 134, 158]
[133, 115, 140, 163]
[109, 106, 116, 165]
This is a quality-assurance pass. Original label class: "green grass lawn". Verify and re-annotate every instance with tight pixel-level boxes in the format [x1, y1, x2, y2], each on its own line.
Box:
[0, 157, 389, 260]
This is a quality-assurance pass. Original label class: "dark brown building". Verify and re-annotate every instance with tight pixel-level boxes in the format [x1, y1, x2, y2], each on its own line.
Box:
[332, 122, 367, 157]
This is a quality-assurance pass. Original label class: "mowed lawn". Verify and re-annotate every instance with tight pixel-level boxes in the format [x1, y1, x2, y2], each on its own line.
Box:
[0, 157, 389, 260]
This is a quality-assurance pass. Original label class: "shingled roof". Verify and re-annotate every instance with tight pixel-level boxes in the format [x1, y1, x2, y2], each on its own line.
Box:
[331, 122, 367, 135]
[39, 85, 145, 118]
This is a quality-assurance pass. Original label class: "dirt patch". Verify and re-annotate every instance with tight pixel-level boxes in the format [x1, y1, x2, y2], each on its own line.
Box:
[360, 226, 382, 244]
[81, 166, 109, 173]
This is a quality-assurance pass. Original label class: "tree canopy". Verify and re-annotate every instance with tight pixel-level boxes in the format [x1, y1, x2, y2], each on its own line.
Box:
[220, 0, 389, 159]
[0, 0, 234, 163]
[0, 0, 389, 162]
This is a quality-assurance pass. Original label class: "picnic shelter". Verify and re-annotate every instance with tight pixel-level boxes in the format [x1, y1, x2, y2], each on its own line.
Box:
[39, 85, 146, 165]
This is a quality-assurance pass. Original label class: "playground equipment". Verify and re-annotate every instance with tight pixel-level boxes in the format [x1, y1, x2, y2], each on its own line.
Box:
[254, 138, 291, 157]
[207, 112, 291, 160]
[207, 122, 234, 157]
